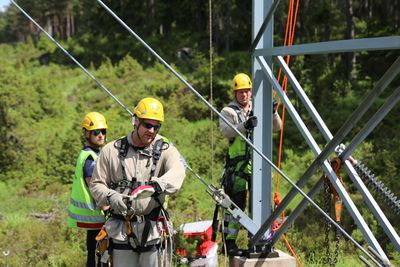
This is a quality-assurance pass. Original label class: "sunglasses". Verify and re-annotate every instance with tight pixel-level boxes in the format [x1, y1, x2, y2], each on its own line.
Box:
[92, 129, 107, 136]
[140, 121, 161, 131]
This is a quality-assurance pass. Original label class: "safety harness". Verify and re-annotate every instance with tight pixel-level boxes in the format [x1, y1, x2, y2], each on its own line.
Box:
[212, 104, 253, 242]
[221, 104, 253, 194]
[100, 136, 170, 257]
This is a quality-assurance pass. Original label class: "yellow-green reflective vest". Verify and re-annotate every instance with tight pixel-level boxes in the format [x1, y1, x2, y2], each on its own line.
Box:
[229, 136, 251, 174]
[67, 149, 105, 229]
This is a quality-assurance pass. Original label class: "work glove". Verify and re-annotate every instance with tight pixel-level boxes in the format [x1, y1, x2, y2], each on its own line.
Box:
[130, 185, 155, 200]
[273, 99, 278, 114]
[148, 180, 163, 197]
[243, 116, 258, 130]
[107, 191, 128, 215]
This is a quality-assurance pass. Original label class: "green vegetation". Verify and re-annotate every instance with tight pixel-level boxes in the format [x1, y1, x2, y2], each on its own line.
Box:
[0, 0, 399, 266]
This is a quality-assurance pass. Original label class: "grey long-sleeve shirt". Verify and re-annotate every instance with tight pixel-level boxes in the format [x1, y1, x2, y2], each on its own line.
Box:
[90, 132, 186, 215]
[219, 100, 282, 140]
[90, 132, 186, 243]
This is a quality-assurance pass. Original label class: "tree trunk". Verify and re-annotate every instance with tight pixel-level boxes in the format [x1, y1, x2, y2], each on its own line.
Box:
[224, 0, 232, 52]
[395, 0, 399, 29]
[147, 0, 155, 34]
[66, 11, 71, 39]
[71, 9, 75, 36]
[344, 0, 356, 81]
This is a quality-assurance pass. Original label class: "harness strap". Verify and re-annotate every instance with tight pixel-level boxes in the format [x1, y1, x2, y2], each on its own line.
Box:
[113, 136, 131, 194]
[141, 220, 152, 247]
[109, 239, 159, 252]
[224, 105, 253, 184]
[225, 155, 247, 167]
[116, 136, 165, 185]
[111, 136, 169, 247]
[109, 206, 162, 221]
[149, 139, 171, 220]
[126, 220, 140, 248]
[150, 139, 164, 177]
[228, 104, 247, 124]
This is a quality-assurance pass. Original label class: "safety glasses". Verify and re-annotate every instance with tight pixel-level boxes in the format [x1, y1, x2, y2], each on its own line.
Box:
[92, 129, 107, 136]
[140, 121, 161, 131]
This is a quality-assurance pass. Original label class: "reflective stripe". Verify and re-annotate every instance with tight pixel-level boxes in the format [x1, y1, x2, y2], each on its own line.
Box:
[68, 210, 105, 223]
[70, 198, 99, 210]
[77, 222, 104, 229]
[224, 214, 235, 222]
[223, 227, 239, 236]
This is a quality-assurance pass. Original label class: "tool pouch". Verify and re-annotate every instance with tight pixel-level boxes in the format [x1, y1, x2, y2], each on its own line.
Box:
[95, 227, 110, 264]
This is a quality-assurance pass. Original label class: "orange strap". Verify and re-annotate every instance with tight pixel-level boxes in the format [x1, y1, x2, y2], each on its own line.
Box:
[273, 1, 303, 265]
[274, 0, 300, 219]
[323, 158, 344, 222]
[283, 234, 304, 267]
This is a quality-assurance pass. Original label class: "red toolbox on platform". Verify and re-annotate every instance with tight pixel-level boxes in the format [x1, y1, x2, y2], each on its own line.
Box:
[177, 220, 216, 257]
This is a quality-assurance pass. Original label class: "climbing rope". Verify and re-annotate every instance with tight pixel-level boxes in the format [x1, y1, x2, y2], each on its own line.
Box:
[282, 234, 304, 267]
[274, 0, 300, 193]
[272, 0, 303, 265]
[273, 0, 300, 227]
[209, 0, 215, 184]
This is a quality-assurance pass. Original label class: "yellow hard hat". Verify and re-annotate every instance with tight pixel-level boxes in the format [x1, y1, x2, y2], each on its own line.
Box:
[82, 112, 108, 131]
[134, 97, 164, 122]
[232, 73, 252, 91]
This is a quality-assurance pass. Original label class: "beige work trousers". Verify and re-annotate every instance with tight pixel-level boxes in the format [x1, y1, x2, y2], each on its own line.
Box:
[112, 248, 160, 267]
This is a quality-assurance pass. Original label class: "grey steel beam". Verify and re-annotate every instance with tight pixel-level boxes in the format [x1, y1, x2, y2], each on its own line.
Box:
[249, 0, 281, 52]
[277, 55, 400, 251]
[254, 36, 400, 56]
[340, 87, 400, 161]
[271, 178, 325, 245]
[276, 56, 333, 140]
[343, 160, 400, 252]
[255, 56, 388, 260]
[250, 57, 400, 247]
[251, 0, 274, 234]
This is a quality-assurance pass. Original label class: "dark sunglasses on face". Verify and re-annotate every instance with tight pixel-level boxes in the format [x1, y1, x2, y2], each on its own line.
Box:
[140, 121, 161, 131]
[92, 129, 107, 136]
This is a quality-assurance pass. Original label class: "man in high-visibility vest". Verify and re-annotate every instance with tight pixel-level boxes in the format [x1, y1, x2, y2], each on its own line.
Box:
[67, 112, 109, 267]
[219, 73, 282, 256]
[90, 97, 186, 267]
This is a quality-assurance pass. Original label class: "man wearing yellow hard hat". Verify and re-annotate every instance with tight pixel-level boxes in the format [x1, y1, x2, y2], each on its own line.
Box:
[219, 73, 281, 256]
[90, 97, 186, 266]
[67, 112, 108, 267]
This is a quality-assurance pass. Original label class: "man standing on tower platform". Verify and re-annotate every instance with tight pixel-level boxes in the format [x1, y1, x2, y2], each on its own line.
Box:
[219, 73, 282, 256]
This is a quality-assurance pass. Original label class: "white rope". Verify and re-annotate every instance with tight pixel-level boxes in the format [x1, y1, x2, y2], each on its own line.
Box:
[209, 0, 214, 183]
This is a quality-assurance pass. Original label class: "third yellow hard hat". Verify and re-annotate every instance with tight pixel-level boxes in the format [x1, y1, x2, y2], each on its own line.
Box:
[134, 97, 164, 122]
[232, 73, 252, 91]
[82, 112, 108, 131]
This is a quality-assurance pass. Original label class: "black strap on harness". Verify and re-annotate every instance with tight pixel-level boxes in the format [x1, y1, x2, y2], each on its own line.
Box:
[110, 136, 165, 192]
[151, 138, 163, 177]
[108, 136, 170, 251]
[213, 105, 254, 240]
[224, 105, 253, 184]
[108, 238, 160, 253]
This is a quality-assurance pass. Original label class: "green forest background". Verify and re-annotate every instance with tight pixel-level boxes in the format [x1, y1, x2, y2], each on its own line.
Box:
[0, 0, 399, 266]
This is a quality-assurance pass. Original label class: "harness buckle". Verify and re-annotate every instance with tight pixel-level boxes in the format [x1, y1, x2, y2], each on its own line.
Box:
[118, 179, 130, 188]
[135, 215, 146, 223]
